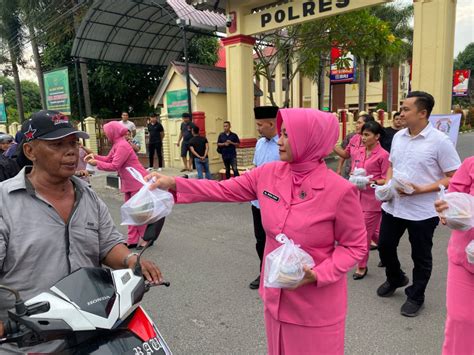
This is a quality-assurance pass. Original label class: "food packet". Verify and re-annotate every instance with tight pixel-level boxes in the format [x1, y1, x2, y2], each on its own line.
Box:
[465, 240, 474, 264]
[375, 180, 395, 202]
[391, 170, 415, 195]
[264, 234, 315, 288]
[438, 185, 474, 231]
[121, 167, 174, 226]
[349, 168, 373, 190]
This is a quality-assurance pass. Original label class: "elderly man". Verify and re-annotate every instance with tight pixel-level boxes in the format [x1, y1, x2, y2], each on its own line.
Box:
[0, 110, 163, 353]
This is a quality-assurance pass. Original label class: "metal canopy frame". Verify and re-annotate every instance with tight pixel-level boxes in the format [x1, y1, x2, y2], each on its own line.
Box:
[71, 0, 226, 67]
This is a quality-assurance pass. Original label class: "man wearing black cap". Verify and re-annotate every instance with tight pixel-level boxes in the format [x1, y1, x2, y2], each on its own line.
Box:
[249, 106, 280, 289]
[0, 110, 164, 353]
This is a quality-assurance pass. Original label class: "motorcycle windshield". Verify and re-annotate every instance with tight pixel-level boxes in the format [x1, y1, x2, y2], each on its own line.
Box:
[52, 267, 117, 318]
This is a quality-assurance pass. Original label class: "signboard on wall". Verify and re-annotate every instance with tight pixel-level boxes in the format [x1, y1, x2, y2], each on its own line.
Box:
[452, 69, 470, 97]
[134, 127, 147, 155]
[43, 67, 71, 115]
[330, 48, 356, 84]
[429, 113, 462, 146]
[0, 85, 7, 123]
[166, 89, 189, 118]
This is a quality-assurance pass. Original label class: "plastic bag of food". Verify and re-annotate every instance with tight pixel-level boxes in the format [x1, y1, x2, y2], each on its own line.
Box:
[121, 167, 174, 226]
[264, 234, 315, 288]
[391, 170, 415, 195]
[466, 240, 474, 264]
[438, 185, 474, 231]
[349, 168, 373, 190]
[375, 180, 395, 202]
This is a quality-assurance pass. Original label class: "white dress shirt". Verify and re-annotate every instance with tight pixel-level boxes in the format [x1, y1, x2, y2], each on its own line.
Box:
[382, 123, 461, 221]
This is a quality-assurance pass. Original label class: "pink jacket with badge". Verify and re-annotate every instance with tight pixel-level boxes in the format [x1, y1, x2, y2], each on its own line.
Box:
[173, 160, 367, 326]
[94, 121, 147, 193]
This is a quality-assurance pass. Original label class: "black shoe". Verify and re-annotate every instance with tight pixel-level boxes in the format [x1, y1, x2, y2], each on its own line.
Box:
[376, 276, 409, 297]
[378, 261, 385, 267]
[401, 299, 423, 317]
[370, 244, 378, 251]
[352, 267, 368, 280]
[249, 275, 260, 289]
[127, 244, 137, 249]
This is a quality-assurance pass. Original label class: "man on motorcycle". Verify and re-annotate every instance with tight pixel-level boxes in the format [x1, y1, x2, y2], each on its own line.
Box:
[0, 110, 163, 353]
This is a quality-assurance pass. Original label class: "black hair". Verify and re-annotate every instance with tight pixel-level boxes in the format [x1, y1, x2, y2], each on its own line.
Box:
[182, 112, 191, 119]
[406, 91, 435, 117]
[224, 121, 231, 126]
[358, 114, 375, 123]
[121, 111, 129, 115]
[150, 113, 158, 118]
[192, 126, 200, 134]
[393, 111, 401, 118]
[361, 120, 384, 139]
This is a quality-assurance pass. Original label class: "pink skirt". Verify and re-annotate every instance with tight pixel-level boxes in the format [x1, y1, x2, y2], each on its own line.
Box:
[264, 308, 345, 355]
[442, 261, 474, 355]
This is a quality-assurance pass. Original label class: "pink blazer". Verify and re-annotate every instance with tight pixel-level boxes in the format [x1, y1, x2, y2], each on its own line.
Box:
[352, 143, 390, 212]
[174, 161, 367, 327]
[95, 140, 147, 193]
[448, 156, 474, 274]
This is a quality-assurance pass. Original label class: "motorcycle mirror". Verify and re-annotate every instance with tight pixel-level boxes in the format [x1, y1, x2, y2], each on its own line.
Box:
[133, 218, 166, 277]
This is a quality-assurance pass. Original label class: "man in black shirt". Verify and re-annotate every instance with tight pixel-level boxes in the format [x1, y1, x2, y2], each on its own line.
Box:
[147, 113, 164, 170]
[177, 113, 197, 172]
[217, 121, 240, 179]
[381, 111, 405, 152]
[189, 126, 212, 180]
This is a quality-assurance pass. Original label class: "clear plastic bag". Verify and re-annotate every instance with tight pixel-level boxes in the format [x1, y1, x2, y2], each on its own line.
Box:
[375, 180, 395, 202]
[264, 234, 315, 288]
[466, 240, 474, 264]
[438, 185, 474, 231]
[349, 168, 373, 190]
[391, 170, 414, 195]
[121, 167, 174, 226]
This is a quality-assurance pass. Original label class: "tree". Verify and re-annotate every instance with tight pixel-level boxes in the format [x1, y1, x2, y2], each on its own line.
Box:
[187, 34, 219, 66]
[0, 76, 42, 122]
[0, 0, 26, 122]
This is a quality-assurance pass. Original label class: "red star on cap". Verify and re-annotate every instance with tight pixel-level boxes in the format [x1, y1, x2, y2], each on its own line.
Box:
[24, 125, 37, 141]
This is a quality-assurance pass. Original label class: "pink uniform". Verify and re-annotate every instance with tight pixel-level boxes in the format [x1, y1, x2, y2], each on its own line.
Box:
[172, 109, 367, 354]
[95, 121, 148, 245]
[443, 157, 474, 355]
[344, 133, 362, 172]
[352, 143, 390, 268]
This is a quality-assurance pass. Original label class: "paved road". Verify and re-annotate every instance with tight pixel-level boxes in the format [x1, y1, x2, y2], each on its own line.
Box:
[95, 132, 474, 354]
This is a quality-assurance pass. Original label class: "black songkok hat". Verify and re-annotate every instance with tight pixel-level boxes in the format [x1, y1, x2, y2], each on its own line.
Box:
[254, 106, 279, 120]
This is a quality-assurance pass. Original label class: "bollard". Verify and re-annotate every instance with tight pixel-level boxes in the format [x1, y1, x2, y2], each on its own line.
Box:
[341, 110, 347, 140]
[378, 109, 385, 127]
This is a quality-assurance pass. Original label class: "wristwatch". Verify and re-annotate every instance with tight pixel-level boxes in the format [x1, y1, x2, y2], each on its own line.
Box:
[122, 252, 139, 268]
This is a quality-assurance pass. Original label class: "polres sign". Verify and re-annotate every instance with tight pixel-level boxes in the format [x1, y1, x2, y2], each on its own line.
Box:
[245, 0, 390, 35]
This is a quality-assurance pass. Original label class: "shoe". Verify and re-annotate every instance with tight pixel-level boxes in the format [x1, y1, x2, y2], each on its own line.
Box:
[353, 267, 368, 280]
[127, 244, 137, 249]
[370, 244, 378, 251]
[180, 168, 187, 172]
[376, 276, 409, 297]
[146, 167, 153, 171]
[378, 261, 385, 267]
[158, 168, 162, 172]
[136, 245, 145, 251]
[249, 275, 260, 289]
[400, 299, 424, 317]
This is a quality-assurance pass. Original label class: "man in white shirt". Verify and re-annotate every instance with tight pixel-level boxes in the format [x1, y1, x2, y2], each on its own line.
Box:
[376, 91, 461, 317]
[120, 111, 136, 137]
[249, 106, 280, 290]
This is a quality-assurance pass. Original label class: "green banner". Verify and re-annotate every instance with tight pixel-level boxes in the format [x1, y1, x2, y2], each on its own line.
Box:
[43, 67, 71, 115]
[0, 86, 7, 123]
[166, 89, 189, 118]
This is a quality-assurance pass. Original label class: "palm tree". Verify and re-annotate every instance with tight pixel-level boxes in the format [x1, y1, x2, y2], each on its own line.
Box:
[0, 0, 26, 122]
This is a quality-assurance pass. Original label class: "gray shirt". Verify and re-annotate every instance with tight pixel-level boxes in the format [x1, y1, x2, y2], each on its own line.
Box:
[0, 168, 125, 322]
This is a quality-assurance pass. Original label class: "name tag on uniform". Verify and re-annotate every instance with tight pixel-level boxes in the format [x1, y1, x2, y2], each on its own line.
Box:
[263, 190, 280, 202]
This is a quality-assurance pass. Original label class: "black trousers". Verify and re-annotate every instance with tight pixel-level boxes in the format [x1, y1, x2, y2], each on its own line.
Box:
[148, 142, 163, 168]
[251, 205, 266, 272]
[223, 157, 239, 179]
[378, 211, 439, 304]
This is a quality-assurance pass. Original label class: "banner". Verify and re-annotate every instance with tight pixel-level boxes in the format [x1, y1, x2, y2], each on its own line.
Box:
[166, 89, 189, 119]
[330, 48, 356, 84]
[0, 85, 7, 123]
[43, 67, 71, 115]
[429, 113, 462, 146]
[452, 69, 470, 97]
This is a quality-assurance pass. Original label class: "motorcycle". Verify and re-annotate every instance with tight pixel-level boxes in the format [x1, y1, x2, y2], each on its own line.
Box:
[0, 219, 172, 354]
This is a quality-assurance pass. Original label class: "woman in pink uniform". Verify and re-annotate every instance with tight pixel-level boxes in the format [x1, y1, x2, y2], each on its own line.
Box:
[351, 121, 389, 279]
[85, 121, 148, 248]
[435, 157, 474, 355]
[146, 109, 367, 354]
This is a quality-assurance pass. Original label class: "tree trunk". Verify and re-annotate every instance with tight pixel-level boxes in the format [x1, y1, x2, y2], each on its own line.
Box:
[28, 23, 46, 110]
[8, 44, 25, 123]
[79, 59, 92, 117]
[284, 59, 291, 108]
[317, 58, 325, 109]
[385, 66, 393, 116]
[358, 58, 366, 111]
